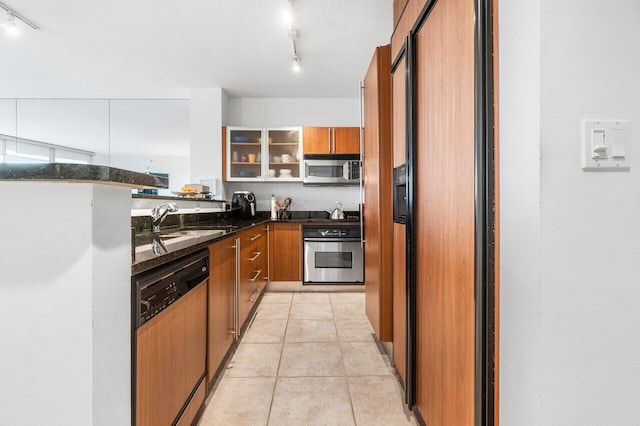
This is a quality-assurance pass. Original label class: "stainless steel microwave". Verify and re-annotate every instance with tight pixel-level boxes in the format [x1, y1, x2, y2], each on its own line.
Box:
[303, 154, 361, 185]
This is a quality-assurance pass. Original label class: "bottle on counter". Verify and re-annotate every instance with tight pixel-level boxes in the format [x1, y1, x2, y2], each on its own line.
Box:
[270, 194, 278, 220]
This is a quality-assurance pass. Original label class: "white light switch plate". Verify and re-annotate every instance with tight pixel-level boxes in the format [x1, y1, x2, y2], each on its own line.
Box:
[582, 120, 631, 172]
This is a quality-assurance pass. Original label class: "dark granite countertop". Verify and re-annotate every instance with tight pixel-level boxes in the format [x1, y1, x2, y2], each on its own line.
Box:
[0, 163, 168, 188]
[132, 218, 270, 275]
[131, 211, 361, 275]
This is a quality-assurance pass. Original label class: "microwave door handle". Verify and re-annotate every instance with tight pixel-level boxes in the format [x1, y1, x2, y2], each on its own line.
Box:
[343, 162, 350, 179]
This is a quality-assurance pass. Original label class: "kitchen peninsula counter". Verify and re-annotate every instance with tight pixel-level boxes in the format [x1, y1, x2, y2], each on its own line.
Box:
[0, 163, 168, 188]
[0, 165, 167, 426]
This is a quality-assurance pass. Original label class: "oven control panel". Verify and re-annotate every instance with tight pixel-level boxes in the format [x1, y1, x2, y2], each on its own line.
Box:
[302, 224, 362, 239]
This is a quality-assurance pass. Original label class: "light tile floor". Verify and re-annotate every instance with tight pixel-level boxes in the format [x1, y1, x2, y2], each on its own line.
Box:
[198, 292, 416, 426]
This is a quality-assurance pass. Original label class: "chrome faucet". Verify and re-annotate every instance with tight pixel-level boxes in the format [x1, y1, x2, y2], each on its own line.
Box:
[151, 202, 178, 233]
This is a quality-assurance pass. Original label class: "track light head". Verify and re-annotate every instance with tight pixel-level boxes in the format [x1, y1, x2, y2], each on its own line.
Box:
[2, 11, 18, 36]
[292, 55, 301, 72]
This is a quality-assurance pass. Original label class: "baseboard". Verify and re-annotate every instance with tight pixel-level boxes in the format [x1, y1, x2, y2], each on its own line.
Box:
[266, 281, 365, 292]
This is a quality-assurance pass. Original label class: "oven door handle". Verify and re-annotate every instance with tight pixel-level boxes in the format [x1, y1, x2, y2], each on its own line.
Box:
[303, 238, 362, 243]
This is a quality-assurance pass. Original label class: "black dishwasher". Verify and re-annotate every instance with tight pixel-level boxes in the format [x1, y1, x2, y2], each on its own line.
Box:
[132, 250, 209, 426]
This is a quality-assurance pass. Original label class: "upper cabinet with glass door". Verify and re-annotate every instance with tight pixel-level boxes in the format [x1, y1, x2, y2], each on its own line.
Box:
[224, 127, 302, 182]
[266, 127, 302, 181]
[226, 127, 264, 181]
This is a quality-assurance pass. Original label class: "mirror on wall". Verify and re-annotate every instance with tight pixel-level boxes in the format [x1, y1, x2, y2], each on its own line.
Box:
[0, 99, 17, 163]
[16, 99, 110, 165]
[109, 99, 189, 194]
[0, 98, 190, 193]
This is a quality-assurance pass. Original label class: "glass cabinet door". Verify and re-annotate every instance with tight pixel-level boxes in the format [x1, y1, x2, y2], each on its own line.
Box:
[266, 127, 302, 181]
[227, 128, 264, 181]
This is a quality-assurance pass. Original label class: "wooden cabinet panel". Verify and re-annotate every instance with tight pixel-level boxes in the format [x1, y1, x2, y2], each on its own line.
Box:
[303, 126, 360, 154]
[268, 223, 302, 281]
[333, 127, 361, 154]
[208, 238, 236, 382]
[221, 126, 227, 181]
[391, 0, 428, 61]
[392, 58, 406, 168]
[393, 223, 407, 383]
[363, 45, 394, 342]
[238, 230, 255, 325]
[414, 0, 476, 423]
[238, 227, 267, 326]
[175, 378, 206, 426]
[136, 282, 207, 426]
[250, 229, 268, 296]
[303, 127, 331, 154]
[393, 0, 409, 29]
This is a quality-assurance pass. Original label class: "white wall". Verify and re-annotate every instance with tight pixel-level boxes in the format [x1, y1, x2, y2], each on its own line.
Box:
[538, 2, 640, 424]
[0, 182, 131, 426]
[499, 0, 541, 424]
[190, 88, 225, 198]
[225, 98, 361, 211]
[500, 1, 640, 424]
[226, 98, 360, 127]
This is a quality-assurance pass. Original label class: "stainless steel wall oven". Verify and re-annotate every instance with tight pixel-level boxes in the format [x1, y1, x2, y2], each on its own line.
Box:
[303, 224, 364, 284]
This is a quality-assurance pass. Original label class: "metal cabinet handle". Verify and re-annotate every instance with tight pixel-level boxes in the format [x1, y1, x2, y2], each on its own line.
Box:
[327, 128, 332, 152]
[234, 237, 240, 341]
[248, 251, 261, 261]
[249, 269, 262, 282]
[249, 287, 261, 303]
[250, 233, 262, 241]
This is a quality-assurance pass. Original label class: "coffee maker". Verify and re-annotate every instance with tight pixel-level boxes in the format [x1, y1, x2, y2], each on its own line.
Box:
[232, 191, 257, 219]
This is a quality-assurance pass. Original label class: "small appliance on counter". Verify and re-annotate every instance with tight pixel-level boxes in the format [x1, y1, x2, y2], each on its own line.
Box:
[326, 201, 345, 220]
[171, 183, 212, 199]
[232, 191, 257, 219]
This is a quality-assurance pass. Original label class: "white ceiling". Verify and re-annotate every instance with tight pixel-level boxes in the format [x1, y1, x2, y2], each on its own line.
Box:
[0, 0, 393, 99]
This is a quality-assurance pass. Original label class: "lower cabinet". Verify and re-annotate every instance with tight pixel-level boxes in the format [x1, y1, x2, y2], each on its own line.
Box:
[238, 226, 268, 326]
[208, 238, 236, 383]
[136, 282, 207, 426]
[392, 223, 407, 384]
[268, 223, 302, 281]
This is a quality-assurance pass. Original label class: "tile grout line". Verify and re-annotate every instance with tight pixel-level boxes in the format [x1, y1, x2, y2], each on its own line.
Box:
[265, 292, 294, 425]
[331, 293, 359, 425]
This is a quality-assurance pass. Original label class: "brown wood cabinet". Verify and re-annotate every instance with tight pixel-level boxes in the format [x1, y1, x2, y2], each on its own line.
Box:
[207, 238, 236, 383]
[175, 379, 206, 426]
[363, 45, 394, 342]
[392, 223, 407, 383]
[393, 0, 409, 28]
[221, 126, 227, 181]
[391, 25, 408, 387]
[136, 282, 207, 426]
[303, 126, 360, 155]
[413, 0, 476, 423]
[268, 222, 302, 281]
[237, 226, 268, 327]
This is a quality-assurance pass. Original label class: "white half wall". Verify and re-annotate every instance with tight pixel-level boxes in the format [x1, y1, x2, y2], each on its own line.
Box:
[0, 182, 131, 426]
